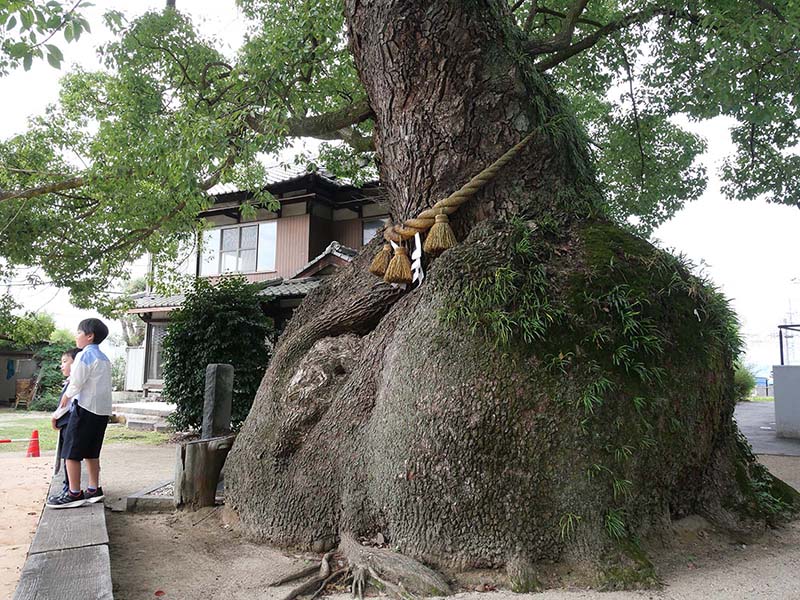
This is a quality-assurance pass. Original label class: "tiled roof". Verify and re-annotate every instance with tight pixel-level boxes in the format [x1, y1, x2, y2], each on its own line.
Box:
[130, 292, 186, 311]
[207, 165, 349, 196]
[290, 241, 357, 279]
[258, 277, 323, 299]
[131, 278, 324, 312]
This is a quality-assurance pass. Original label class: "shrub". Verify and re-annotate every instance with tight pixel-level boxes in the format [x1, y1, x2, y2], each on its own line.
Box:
[31, 341, 74, 409]
[734, 362, 756, 401]
[29, 391, 61, 412]
[163, 276, 273, 431]
[111, 355, 126, 391]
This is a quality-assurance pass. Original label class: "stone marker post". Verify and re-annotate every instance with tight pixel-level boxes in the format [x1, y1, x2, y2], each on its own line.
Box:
[202, 363, 234, 440]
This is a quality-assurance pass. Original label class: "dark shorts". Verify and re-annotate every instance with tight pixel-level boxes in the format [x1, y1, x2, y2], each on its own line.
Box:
[61, 404, 109, 460]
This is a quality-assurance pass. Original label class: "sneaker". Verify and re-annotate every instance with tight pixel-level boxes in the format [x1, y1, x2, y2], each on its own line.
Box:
[46, 490, 86, 509]
[84, 487, 105, 503]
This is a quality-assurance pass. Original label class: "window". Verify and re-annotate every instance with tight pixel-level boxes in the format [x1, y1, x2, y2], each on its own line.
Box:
[363, 218, 388, 245]
[200, 221, 277, 275]
[257, 221, 277, 271]
[146, 323, 167, 381]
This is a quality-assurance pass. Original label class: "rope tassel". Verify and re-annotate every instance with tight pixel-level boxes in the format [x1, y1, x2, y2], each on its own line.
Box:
[369, 243, 392, 276]
[423, 213, 457, 255]
[384, 246, 413, 285]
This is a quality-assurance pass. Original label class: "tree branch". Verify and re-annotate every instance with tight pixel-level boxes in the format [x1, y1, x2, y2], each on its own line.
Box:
[245, 98, 374, 141]
[617, 42, 647, 193]
[0, 175, 86, 202]
[535, 6, 603, 28]
[524, 0, 539, 33]
[753, 0, 785, 21]
[526, 0, 589, 53]
[336, 127, 374, 153]
[532, 8, 702, 71]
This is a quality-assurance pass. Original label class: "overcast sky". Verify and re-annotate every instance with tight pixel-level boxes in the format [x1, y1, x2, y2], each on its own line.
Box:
[1, 1, 798, 375]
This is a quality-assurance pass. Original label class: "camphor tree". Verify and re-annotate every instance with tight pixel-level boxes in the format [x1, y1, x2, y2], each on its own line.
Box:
[2, 0, 800, 591]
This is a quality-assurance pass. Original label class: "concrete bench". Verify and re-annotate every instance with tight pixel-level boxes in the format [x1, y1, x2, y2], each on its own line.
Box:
[13, 467, 114, 599]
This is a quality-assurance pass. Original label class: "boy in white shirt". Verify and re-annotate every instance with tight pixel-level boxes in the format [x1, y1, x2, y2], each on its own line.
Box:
[47, 318, 113, 509]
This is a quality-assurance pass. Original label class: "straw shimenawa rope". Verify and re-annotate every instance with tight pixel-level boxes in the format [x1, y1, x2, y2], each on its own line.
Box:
[382, 130, 536, 246]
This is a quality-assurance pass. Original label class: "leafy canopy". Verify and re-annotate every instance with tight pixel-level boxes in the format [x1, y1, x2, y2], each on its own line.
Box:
[0, 293, 55, 347]
[0, 0, 89, 74]
[0, 0, 797, 307]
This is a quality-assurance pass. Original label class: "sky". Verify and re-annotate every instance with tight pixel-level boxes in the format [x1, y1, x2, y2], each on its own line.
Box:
[1, 1, 799, 375]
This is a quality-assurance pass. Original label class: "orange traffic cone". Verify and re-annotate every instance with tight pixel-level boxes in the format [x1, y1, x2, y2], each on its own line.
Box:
[26, 430, 40, 458]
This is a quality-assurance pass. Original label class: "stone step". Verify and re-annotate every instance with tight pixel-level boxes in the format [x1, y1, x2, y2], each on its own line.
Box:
[111, 391, 144, 404]
[126, 419, 173, 432]
[115, 413, 162, 424]
[111, 401, 175, 417]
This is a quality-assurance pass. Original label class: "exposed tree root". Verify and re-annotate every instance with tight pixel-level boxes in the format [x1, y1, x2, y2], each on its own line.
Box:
[278, 552, 334, 600]
[351, 565, 368, 600]
[270, 564, 323, 587]
[340, 533, 452, 599]
[310, 567, 349, 600]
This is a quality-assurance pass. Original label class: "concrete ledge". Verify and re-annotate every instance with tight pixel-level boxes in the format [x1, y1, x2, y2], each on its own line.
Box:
[125, 480, 175, 513]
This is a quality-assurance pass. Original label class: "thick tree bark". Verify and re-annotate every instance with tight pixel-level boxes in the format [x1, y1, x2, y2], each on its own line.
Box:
[226, 0, 798, 591]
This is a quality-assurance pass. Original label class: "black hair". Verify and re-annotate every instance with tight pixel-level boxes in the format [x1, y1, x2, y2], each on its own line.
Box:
[78, 318, 109, 345]
[62, 347, 81, 360]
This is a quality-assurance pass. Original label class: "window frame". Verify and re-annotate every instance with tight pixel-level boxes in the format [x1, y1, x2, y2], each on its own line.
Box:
[200, 220, 277, 276]
[144, 322, 168, 385]
[362, 217, 389, 246]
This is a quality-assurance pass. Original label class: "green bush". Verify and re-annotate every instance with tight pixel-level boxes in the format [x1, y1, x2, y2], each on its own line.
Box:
[31, 341, 74, 410]
[111, 355, 126, 391]
[29, 391, 61, 412]
[163, 276, 273, 431]
[734, 362, 756, 401]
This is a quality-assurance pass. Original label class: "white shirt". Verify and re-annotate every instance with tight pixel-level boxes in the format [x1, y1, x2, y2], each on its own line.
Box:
[64, 344, 112, 416]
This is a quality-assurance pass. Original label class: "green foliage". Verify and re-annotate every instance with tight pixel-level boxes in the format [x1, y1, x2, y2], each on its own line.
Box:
[0, 294, 55, 347]
[28, 390, 60, 412]
[111, 355, 125, 391]
[114, 278, 146, 346]
[604, 508, 627, 540]
[733, 430, 800, 523]
[529, 0, 800, 230]
[558, 512, 582, 540]
[733, 361, 756, 401]
[0, 1, 797, 305]
[0, 0, 88, 75]
[49, 327, 74, 345]
[31, 339, 73, 408]
[163, 275, 273, 431]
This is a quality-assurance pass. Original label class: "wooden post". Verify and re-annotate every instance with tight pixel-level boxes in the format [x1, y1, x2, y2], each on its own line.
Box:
[174, 434, 235, 510]
[202, 364, 234, 440]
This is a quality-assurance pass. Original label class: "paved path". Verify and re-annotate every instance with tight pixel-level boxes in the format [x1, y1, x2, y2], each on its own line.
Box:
[735, 401, 800, 456]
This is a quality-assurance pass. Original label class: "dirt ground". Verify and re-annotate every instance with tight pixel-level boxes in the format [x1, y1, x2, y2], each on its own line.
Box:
[6, 439, 800, 599]
[0, 454, 51, 600]
[105, 453, 800, 600]
[0, 442, 178, 598]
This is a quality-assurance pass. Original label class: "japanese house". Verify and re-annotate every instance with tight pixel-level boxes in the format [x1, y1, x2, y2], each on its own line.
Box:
[128, 165, 386, 395]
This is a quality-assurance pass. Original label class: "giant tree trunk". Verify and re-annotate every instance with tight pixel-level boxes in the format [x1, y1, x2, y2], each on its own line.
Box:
[226, 0, 798, 590]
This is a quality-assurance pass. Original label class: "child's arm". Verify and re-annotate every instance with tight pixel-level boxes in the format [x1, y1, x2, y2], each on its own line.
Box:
[62, 356, 87, 407]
